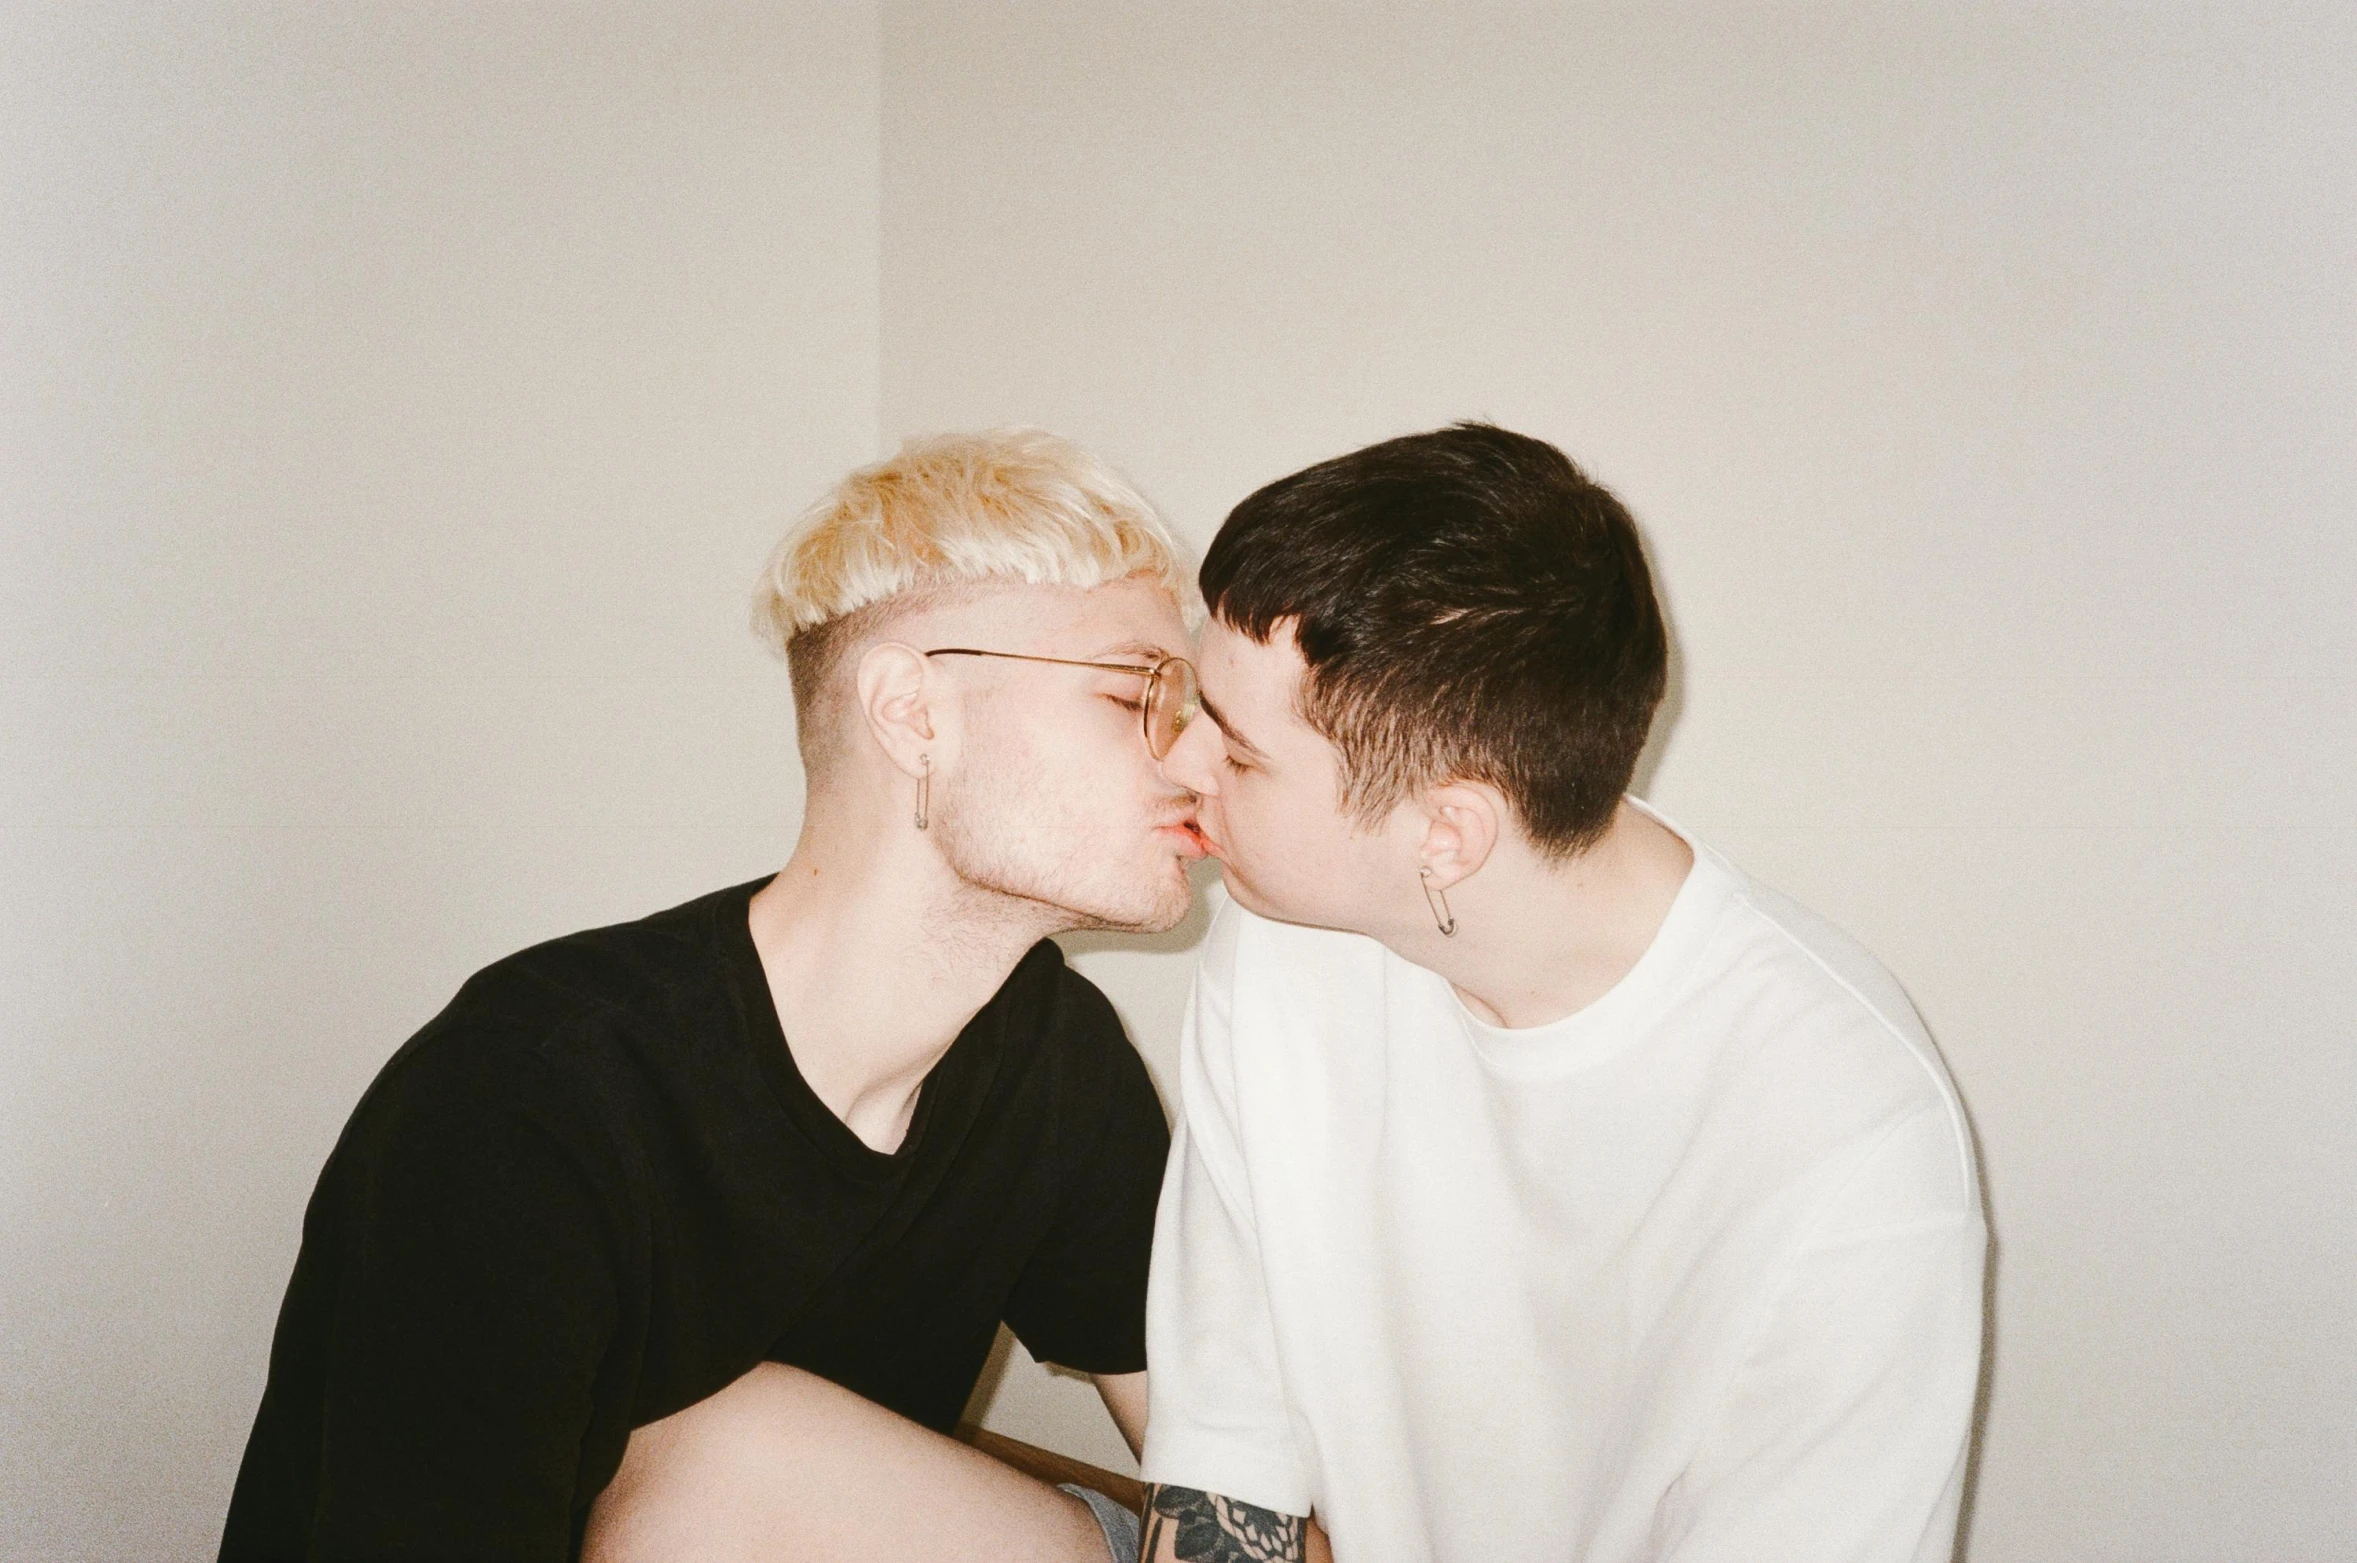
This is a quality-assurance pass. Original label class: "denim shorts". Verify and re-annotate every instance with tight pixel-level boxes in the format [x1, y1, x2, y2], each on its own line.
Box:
[1058, 1483, 1141, 1563]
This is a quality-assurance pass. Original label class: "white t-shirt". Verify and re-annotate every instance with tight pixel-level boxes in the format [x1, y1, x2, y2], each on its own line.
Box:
[1142, 817, 1985, 1563]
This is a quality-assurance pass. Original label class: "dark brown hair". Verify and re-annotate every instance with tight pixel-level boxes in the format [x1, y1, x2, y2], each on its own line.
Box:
[1201, 423, 1667, 856]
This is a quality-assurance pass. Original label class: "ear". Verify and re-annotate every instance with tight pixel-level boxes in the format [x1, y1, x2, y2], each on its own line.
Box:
[1415, 780, 1502, 892]
[854, 641, 947, 779]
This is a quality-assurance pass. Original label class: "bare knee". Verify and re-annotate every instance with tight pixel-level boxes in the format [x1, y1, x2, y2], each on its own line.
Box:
[583, 1363, 1103, 1563]
[667, 1362, 840, 1445]
[583, 1365, 840, 1563]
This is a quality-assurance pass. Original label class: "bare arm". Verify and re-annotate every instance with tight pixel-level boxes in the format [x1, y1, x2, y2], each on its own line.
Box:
[1140, 1485, 1306, 1563]
[1092, 1370, 1149, 1462]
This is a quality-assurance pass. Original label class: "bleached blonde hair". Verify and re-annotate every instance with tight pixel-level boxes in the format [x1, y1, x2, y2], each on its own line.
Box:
[753, 429, 1196, 767]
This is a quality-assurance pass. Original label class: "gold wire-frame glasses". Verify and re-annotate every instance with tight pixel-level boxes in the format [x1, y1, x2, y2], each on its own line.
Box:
[923, 647, 1201, 760]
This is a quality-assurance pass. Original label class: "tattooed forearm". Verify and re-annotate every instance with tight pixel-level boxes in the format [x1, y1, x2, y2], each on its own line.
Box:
[1141, 1484, 1305, 1563]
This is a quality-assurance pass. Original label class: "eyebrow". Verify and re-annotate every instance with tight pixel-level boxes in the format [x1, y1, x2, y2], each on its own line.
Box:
[1197, 692, 1272, 763]
[1088, 637, 1180, 665]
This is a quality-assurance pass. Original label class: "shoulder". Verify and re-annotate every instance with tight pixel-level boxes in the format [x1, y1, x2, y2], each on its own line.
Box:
[350, 883, 763, 1177]
[386, 878, 759, 1106]
[443, 879, 758, 1030]
[982, 940, 1154, 1102]
[312, 1023, 645, 1286]
[1706, 855, 1954, 1109]
[977, 939, 1124, 1072]
[1032, 941, 1123, 1038]
[1719, 864, 1934, 1060]
[1005, 943, 1169, 1162]
[1178, 898, 1405, 1134]
[1199, 892, 1393, 1001]
[1189, 894, 1412, 1057]
[1690, 848, 1980, 1223]
[341, 1016, 631, 1213]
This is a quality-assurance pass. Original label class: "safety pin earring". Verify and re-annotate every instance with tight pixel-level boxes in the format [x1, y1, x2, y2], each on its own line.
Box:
[914, 755, 931, 831]
[1419, 865, 1457, 937]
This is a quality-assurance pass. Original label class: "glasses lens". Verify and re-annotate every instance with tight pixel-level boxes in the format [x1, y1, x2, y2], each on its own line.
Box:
[1145, 658, 1200, 759]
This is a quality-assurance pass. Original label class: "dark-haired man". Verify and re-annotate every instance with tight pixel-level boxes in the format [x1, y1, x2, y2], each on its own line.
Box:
[1139, 425, 1985, 1563]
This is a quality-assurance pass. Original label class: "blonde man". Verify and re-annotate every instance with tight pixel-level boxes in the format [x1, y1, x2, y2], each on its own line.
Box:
[223, 432, 1207, 1563]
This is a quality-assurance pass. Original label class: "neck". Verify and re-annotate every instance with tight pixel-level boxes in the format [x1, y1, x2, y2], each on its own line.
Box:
[1394, 800, 1695, 1030]
[747, 790, 1062, 1153]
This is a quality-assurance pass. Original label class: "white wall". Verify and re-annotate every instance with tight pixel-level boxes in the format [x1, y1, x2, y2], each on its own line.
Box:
[884, 4, 2357, 1557]
[7, 4, 2351, 1558]
[0, 4, 878, 1557]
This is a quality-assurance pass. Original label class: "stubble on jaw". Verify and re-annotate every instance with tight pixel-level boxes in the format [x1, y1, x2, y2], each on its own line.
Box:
[928, 766, 1193, 939]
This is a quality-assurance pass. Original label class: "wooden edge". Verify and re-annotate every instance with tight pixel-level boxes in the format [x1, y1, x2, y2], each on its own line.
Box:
[953, 1423, 1147, 1515]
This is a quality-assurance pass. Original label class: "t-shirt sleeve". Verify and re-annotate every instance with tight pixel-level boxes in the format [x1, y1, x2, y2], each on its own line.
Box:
[1000, 975, 1172, 1375]
[1659, 1103, 1987, 1563]
[297, 1043, 624, 1559]
[1140, 904, 1313, 1516]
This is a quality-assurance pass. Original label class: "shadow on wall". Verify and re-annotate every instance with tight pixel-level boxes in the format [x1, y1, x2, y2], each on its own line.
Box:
[1955, 1113, 2001, 1561]
[960, 1324, 1020, 1427]
[1631, 533, 1686, 801]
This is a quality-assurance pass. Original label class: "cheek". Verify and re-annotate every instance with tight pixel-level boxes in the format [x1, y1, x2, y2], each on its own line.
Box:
[1027, 703, 1137, 785]
[1232, 779, 1331, 863]
[1063, 736, 1171, 835]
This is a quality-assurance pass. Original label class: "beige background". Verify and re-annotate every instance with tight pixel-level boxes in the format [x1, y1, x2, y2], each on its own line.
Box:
[5, 3, 2352, 1559]
[3, 5, 873, 1557]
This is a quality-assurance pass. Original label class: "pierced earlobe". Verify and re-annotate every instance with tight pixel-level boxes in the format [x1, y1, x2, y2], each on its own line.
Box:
[914, 755, 931, 831]
[1419, 864, 1457, 937]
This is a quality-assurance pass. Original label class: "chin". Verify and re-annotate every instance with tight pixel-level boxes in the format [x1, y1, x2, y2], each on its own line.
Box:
[1117, 880, 1195, 934]
[1214, 862, 1278, 918]
[1213, 864, 1342, 934]
[1065, 864, 1193, 935]
[1062, 901, 1186, 936]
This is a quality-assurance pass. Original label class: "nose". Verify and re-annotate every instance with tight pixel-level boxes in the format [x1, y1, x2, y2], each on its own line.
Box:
[1156, 710, 1222, 798]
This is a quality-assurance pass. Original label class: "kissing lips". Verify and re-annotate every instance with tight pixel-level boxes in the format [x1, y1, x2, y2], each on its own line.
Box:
[1178, 819, 1218, 859]
[1155, 815, 1214, 860]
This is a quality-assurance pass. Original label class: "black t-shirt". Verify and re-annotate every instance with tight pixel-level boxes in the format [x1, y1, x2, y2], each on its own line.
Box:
[220, 878, 1170, 1561]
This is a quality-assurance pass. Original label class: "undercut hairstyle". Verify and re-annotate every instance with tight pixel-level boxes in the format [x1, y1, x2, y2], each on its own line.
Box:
[1201, 422, 1667, 858]
[752, 429, 1194, 772]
